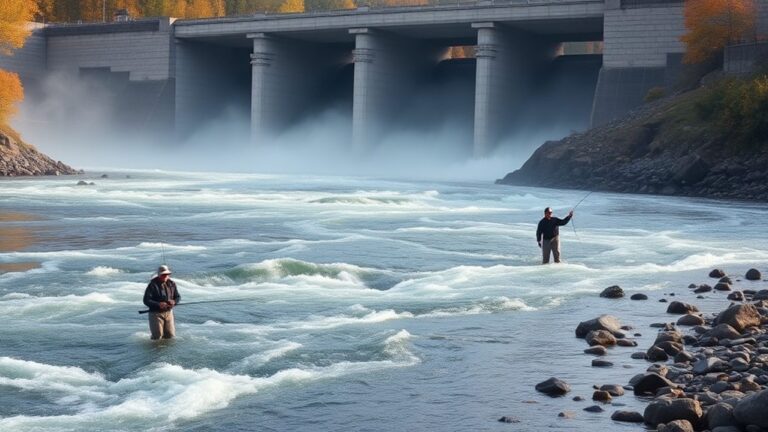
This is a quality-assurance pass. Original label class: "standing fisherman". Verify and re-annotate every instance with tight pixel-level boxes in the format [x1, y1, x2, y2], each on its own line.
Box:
[536, 207, 573, 264]
[143, 265, 181, 340]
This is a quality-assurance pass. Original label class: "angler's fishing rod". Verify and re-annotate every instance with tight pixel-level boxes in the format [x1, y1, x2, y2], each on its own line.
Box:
[570, 191, 592, 242]
[138, 298, 258, 314]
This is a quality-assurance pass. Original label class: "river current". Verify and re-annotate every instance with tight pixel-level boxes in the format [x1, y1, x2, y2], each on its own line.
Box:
[1, 170, 767, 431]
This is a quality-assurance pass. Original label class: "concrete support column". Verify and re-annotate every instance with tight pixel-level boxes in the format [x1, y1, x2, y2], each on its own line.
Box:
[250, 33, 350, 144]
[472, 23, 553, 156]
[351, 28, 444, 151]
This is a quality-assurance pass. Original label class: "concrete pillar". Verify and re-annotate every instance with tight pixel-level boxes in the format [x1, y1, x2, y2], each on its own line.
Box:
[250, 34, 351, 144]
[472, 23, 555, 156]
[350, 28, 444, 151]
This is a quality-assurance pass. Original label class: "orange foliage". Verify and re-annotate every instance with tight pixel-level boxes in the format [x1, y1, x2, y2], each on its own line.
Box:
[0, 70, 24, 125]
[681, 0, 757, 64]
[278, 0, 305, 13]
[0, 0, 37, 55]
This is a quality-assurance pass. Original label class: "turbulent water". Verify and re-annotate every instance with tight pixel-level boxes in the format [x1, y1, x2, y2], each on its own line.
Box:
[1, 170, 767, 432]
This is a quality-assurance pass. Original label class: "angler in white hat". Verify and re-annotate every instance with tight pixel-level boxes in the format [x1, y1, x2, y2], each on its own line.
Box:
[142, 264, 181, 340]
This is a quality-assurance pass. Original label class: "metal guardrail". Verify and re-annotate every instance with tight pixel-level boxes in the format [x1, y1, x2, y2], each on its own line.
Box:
[621, 0, 683, 9]
[172, 0, 603, 26]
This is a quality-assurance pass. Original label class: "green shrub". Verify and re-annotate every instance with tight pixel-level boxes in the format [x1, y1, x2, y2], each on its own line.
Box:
[694, 74, 768, 147]
[645, 86, 666, 103]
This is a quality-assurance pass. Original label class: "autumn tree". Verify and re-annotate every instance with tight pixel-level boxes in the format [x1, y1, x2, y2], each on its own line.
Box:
[278, 0, 304, 13]
[681, 0, 757, 64]
[0, 0, 37, 125]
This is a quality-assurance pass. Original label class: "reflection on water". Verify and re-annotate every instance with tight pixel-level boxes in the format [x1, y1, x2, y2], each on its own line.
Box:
[0, 212, 41, 273]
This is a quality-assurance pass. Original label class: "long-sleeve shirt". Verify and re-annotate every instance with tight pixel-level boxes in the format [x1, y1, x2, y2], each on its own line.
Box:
[536, 215, 572, 242]
[143, 277, 181, 312]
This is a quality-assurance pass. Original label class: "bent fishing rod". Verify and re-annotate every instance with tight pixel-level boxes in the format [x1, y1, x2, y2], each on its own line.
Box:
[570, 191, 592, 242]
[138, 298, 259, 314]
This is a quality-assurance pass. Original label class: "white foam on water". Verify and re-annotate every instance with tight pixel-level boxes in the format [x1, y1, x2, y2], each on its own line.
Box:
[0, 331, 419, 431]
[228, 340, 303, 372]
[0, 292, 117, 319]
[85, 266, 123, 277]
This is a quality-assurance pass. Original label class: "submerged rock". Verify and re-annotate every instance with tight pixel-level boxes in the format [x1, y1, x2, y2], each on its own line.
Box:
[600, 285, 624, 298]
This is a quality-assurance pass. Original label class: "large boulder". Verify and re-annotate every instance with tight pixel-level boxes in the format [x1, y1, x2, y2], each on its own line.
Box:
[715, 304, 761, 332]
[632, 373, 676, 396]
[745, 268, 762, 281]
[733, 389, 768, 428]
[667, 301, 699, 314]
[600, 285, 625, 298]
[535, 377, 570, 396]
[575, 315, 623, 338]
[644, 398, 703, 427]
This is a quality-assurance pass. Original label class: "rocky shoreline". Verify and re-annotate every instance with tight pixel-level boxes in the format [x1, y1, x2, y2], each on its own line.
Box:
[533, 268, 768, 431]
[0, 128, 80, 177]
[495, 85, 768, 202]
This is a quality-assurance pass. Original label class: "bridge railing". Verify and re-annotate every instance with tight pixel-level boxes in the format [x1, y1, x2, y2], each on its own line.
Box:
[174, 0, 602, 25]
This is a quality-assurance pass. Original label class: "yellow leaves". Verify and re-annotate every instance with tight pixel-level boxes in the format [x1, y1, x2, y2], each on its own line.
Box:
[681, 0, 757, 64]
[0, 70, 24, 125]
[278, 0, 305, 13]
[0, 0, 37, 55]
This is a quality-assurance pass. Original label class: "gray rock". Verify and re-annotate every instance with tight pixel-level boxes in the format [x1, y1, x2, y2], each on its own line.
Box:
[611, 410, 644, 422]
[656, 341, 685, 356]
[716, 304, 761, 332]
[498, 416, 520, 423]
[693, 357, 727, 374]
[616, 338, 638, 347]
[694, 284, 713, 293]
[557, 411, 575, 419]
[658, 419, 694, 432]
[675, 351, 695, 363]
[677, 314, 705, 326]
[593, 390, 612, 401]
[707, 403, 736, 430]
[575, 315, 623, 338]
[630, 293, 648, 300]
[584, 346, 607, 356]
[535, 377, 571, 396]
[745, 268, 762, 281]
[600, 285, 624, 298]
[727, 291, 745, 301]
[667, 301, 699, 314]
[719, 276, 733, 284]
[708, 324, 742, 340]
[586, 330, 617, 347]
[714, 282, 732, 291]
[583, 405, 604, 413]
[711, 426, 742, 432]
[647, 345, 670, 361]
[633, 373, 676, 395]
[592, 359, 614, 368]
[734, 389, 768, 427]
[600, 384, 625, 396]
[644, 398, 702, 426]
[631, 352, 647, 360]
[710, 269, 726, 278]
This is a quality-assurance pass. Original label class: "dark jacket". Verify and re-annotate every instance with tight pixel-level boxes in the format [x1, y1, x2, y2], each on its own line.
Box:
[536, 215, 572, 242]
[143, 277, 180, 312]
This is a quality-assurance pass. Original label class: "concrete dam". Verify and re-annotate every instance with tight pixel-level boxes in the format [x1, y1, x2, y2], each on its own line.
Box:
[1, 0, 721, 155]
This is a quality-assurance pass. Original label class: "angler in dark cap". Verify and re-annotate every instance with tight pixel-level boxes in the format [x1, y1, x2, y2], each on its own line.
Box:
[536, 207, 573, 264]
[143, 264, 181, 340]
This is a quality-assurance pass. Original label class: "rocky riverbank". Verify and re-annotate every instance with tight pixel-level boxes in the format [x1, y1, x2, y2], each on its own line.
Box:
[534, 268, 768, 431]
[0, 126, 80, 176]
[496, 79, 768, 201]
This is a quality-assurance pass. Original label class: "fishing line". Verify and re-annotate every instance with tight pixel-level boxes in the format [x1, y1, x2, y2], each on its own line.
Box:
[138, 297, 260, 314]
[570, 191, 592, 242]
